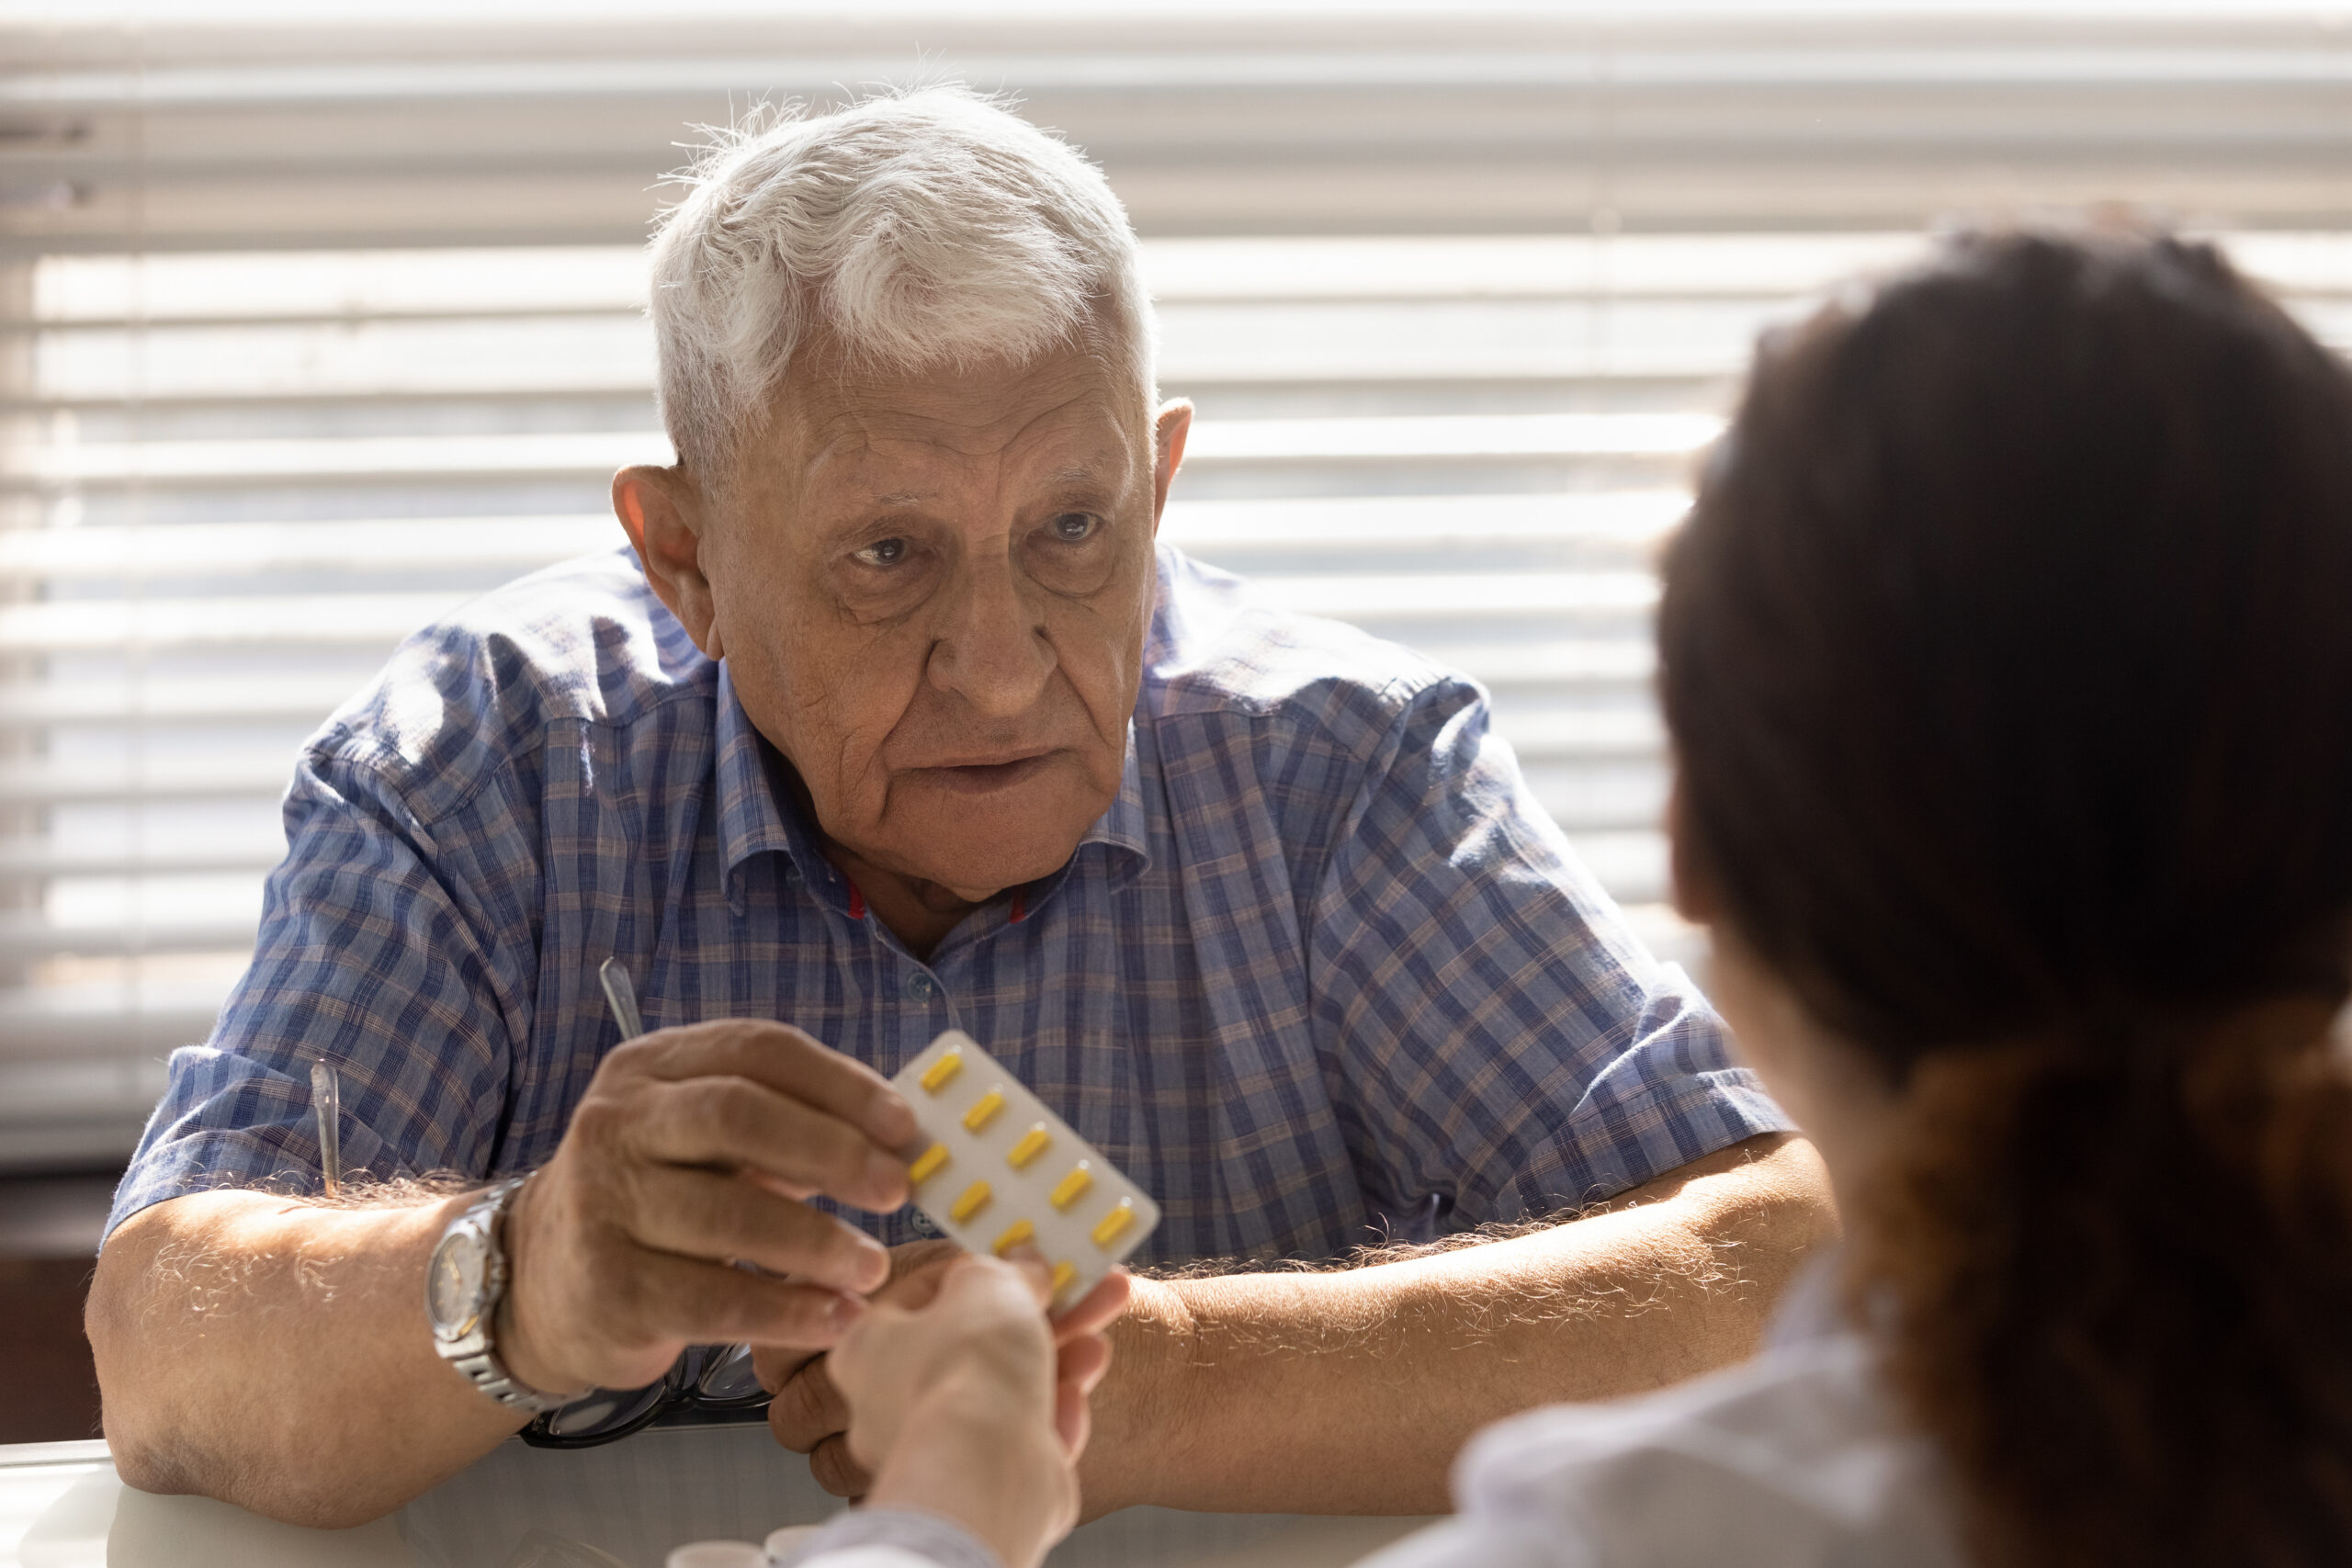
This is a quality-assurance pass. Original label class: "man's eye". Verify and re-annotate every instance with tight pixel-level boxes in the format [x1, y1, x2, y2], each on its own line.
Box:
[1047, 513, 1098, 544]
[853, 537, 909, 568]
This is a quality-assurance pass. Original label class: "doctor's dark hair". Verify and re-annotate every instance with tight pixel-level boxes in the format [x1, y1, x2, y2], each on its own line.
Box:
[1658, 230, 2352, 1568]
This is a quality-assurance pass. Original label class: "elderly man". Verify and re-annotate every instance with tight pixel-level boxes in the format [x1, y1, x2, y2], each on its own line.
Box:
[87, 89, 1832, 1529]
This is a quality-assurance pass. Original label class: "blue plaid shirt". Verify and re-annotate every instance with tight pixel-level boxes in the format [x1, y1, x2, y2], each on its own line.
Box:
[109, 545, 1787, 1261]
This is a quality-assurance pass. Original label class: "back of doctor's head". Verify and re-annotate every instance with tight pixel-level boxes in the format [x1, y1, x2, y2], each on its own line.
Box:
[1659, 227, 2352, 1567]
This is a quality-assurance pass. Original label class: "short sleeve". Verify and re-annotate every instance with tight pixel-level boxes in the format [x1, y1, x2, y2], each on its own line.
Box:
[1306, 677, 1791, 1229]
[105, 742, 537, 1241]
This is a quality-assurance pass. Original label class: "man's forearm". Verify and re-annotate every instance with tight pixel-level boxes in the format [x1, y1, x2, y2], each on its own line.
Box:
[1087, 1134, 1836, 1516]
[88, 1189, 527, 1529]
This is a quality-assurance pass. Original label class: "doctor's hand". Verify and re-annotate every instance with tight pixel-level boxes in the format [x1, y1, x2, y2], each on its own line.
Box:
[758, 1240, 1129, 1498]
[493, 1019, 917, 1400]
[827, 1254, 1125, 1568]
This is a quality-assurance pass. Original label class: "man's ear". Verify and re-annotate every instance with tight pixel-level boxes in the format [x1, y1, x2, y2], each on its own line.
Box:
[614, 465, 724, 660]
[1150, 400, 1193, 536]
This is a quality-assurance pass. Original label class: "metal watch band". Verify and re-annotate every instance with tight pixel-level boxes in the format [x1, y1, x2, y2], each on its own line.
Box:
[431, 1175, 576, 1416]
[450, 1343, 573, 1416]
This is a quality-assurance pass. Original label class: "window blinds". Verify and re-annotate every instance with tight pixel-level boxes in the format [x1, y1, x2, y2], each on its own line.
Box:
[5, 4, 2352, 1168]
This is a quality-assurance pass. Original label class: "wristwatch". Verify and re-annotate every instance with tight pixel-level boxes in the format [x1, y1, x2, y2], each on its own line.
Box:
[425, 1175, 575, 1414]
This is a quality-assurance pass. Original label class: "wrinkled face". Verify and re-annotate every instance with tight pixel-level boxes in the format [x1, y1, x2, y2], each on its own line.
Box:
[692, 347, 1175, 900]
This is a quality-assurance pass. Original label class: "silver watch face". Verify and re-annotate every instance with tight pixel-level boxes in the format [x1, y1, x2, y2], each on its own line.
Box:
[428, 1227, 488, 1339]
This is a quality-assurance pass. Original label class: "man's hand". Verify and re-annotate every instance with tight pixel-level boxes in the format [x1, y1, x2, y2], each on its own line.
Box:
[497, 1019, 919, 1398]
[761, 1240, 1132, 1499]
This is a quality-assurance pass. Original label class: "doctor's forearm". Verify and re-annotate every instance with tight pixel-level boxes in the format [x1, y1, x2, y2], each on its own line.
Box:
[1086, 1134, 1835, 1516]
[87, 1190, 525, 1529]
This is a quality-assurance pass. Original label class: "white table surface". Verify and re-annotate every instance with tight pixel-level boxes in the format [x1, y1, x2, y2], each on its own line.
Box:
[1, 1431, 1427, 1568]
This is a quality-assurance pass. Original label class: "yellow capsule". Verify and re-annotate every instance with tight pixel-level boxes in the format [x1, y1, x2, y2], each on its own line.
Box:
[1007, 1124, 1052, 1170]
[992, 1219, 1036, 1257]
[907, 1143, 949, 1185]
[1050, 1261, 1077, 1298]
[1091, 1199, 1136, 1249]
[950, 1180, 992, 1224]
[1048, 1162, 1093, 1212]
[920, 1051, 964, 1094]
[962, 1088, 1007, 1134]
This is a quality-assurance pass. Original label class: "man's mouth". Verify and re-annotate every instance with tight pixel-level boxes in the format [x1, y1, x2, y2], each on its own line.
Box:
[918, 752, 1056, 794]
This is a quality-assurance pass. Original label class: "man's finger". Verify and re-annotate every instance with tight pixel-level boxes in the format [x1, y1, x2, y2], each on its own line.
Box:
[876, 1251, 958, 1312]
[605, 1020, 919, 1150]
[603, 1248, 865, 1350]
[808, 1432, 871, 1499]
[623, 1165, 890, 1292]
[751, 1342, 821, 1395]
[627, 1081, 908, 1213]
[768, 1354, 849, 1456]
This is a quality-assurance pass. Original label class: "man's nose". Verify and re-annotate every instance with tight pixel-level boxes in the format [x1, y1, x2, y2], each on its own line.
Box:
[925, 554, 1056, 718]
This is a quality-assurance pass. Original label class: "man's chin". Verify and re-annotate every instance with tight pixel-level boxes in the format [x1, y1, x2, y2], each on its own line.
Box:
[878, 778, 1111, 899]
[910, 843, 1082, 904]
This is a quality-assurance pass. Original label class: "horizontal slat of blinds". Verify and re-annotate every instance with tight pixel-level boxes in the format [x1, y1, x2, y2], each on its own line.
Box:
[0, 595, 481, 654]
[0, 674, 388, 727]
[3, 6, 2344, 1168]
[0, 516, 621, 579]
[14, 8, 2352, 247]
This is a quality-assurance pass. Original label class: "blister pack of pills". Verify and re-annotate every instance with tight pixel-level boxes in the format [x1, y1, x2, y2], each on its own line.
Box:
[892, 1030, 1161, 1314]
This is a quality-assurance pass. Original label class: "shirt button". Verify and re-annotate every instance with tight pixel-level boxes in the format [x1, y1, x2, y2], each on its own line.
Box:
[909, 1209, 940, 1239]
[904, 972, 937, 1002]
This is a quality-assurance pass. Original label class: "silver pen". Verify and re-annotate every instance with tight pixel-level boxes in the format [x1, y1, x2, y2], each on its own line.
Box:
[310, 1057, 343, 1199]
[599, 956, 644, 1043]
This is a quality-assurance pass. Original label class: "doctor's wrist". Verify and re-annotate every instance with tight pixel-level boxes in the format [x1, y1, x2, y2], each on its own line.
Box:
[868, 1375, 1074, 1568]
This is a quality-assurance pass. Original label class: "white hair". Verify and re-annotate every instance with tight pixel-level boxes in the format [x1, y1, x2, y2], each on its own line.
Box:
[649, 85, 1156, 479]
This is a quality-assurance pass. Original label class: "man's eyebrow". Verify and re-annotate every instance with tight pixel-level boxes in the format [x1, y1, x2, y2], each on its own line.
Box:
[1043, 463, 1115, 492]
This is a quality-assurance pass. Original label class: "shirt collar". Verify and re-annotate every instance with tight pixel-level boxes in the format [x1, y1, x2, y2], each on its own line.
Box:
[715, 662, 1152, 907]
[713, 662, 822, 901]
[1086, 724, 1152, 869]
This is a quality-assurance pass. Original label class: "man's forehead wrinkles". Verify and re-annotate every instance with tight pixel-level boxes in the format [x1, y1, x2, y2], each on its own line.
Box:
[805, 421, 1129, 491]
[758, 352, 1152, 525]
[791, 362, 1133, 445]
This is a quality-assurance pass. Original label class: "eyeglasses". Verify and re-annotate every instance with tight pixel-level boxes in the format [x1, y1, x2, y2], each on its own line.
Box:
[519, 1340, 773, 1449]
